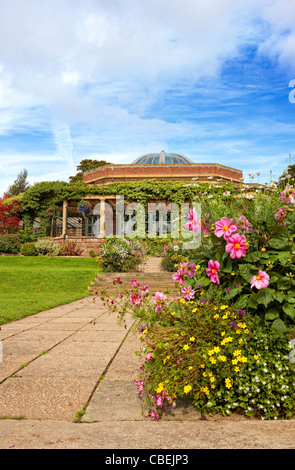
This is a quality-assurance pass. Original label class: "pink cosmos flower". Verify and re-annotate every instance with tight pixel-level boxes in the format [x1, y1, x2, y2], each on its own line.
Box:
[131, 250, 135, 254]
[145, 351, 153, 361]
[214, 217, 237, 239]
[129, 294, 142, 305]
[250, 271, 270, 290]
[155, 393, 163, 408]
[225, 233, 247, 259]
[184, 207, 201, 233]
[130, 279, 139, 287]
[181, 285, 195, 300]
[163, 245, 167, 252]
[206, 260, 220, 285]
[153, 291, 167, 312]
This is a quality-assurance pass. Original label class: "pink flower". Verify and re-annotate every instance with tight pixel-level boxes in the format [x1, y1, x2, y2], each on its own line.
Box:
[101, 259, 104, 263]
[181, 285, 195, 300]
[214, 217, 237, 239]
[155, 393, 163, 408]
[280, 187, 295, 204]
[129, 294, 142, 305]
[131, 250, 135, 254]
[239, 215, 252, 232]
[130, 279, 139, 287]
[153, 291, 167, 312]
[172, 272, 185, 285]
[206, 260, 220, 285]
[118, 294, 123, 300]
[145, 351, 153, 361]
[121, 259, 124, 263]
[225, 233, 247, 259]
[275, 206, 287, 225]
[150, 410, 159, 421]
[184, 207, 201, 233]
[250, 271, 270, 290]
[163, 245, 167, 252]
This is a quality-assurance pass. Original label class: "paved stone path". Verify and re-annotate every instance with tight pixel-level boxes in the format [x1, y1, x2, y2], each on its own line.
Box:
[0, 259, 295, 449]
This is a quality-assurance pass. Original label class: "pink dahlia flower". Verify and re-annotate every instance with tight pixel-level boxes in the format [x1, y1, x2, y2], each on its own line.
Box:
[181, 285, 195, 300]
[214, 217, 237, 239]
[172, 271, 185, 284]
[206, 260, 220, 285]
[239, 215, 252, 232]
[250, 271, 270, 290]
[225, 233, 247, 259]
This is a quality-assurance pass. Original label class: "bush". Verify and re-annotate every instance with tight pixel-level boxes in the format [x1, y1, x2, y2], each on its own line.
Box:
[96, 237, 144, 272]
[35, 238, 61, 256]
[20, 242, 38, 256]
[181, 188, 295, 332]
[0, 233, 20, 254]
[19, 227, 38, 244]
[59, 239, 83, 256]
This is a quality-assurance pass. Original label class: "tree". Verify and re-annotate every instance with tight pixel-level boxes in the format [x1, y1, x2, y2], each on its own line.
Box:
[69, 159, 111, 183]
[6, 169, 31, 197]
[0, 195, 21, 234]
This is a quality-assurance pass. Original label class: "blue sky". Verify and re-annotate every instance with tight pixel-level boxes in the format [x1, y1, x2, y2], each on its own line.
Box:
[1, 0, 295, 196]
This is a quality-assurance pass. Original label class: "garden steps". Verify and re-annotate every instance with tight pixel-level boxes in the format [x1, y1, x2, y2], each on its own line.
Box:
[89, 256, 178, 294]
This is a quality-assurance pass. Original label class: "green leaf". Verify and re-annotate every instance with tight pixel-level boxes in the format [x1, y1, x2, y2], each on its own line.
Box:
[226, 287, 240, 299]
[244, 252, 259, 262]
[282, 303, 295, 319]
[265, 308, 279, 321]
[233, 294, 249, 310]
[222, 258, 233, 273]
[268, 237, 288, 250]
[195, 276, 210, 287]
[271, 318, 287, 333]
[238, 264, 256, 282]
[248, 293, 259, 308]
[278, 251, 291, 264]
[255, 288, 274, 307]
[272, 291, 286, 303]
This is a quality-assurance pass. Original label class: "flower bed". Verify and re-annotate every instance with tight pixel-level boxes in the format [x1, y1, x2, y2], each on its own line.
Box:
[101, 186, 295, 421]
[96, 237, 145, 272]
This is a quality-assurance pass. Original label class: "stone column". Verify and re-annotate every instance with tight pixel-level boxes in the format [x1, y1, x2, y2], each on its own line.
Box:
[99, 199, 106, 238]
[62, 200, 68, 238]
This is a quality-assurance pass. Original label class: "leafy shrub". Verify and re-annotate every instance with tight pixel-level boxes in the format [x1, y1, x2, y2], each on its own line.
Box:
[89, 250, 97, 258]
[20, 242, 38, 256]
[0, 233, 20, 254]
[35, 238, 61, 256]
[181, 188, 295, 331]
[96, 237, 144, 272]
[59, 239, 83, 256]
[19, 227, 38, 244]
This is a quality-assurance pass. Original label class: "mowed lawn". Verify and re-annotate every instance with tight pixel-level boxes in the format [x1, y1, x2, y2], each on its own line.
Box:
[0, 257, 102, 325]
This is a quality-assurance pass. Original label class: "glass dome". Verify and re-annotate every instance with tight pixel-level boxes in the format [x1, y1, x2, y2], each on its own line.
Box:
[132, 150, 193, 165]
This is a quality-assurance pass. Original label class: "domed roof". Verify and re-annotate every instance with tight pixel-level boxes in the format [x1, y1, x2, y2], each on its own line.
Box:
[132, 150, 193, 165]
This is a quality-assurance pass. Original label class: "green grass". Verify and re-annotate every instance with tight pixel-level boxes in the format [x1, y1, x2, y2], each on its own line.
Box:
[0, 257, 102, 325]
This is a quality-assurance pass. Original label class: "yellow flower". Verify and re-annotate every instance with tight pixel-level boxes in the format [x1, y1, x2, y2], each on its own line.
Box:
[202, 372, 207, 377]
[236, 329, 241, 334]
[209, 357, 216, 364]
[213, 346, 220, 353]
[188, 366, 193, 370]
[210, 376, 216, 383]
[184, 385, 192, 394]
[183, 344, 190, 351]
[200, 363, 205, 368]
[200, 386, 210, 395]
[234, 366, 240, 372]
[254, 354, 259, 360]
[213, 314, 220, 319]
[221, 331, 225, 336]
[179, 299, 186, 304]
[143, 329, 147, 334]
[218, 355, 227, 362]
[211, 384, 216, 389]
[245, 329, 249, 333]
[171, 312, 176, 316]
[196, 265, 201, 271]
[232, 358, 238, 365]
[225, 378, 233, 389]
[220, 305, 228, 310]
[238, 338, 243, 344]
[156, 383, 164, 393]
[190, 336, 195, 342]
[233, 350, 241, 357]
[192, 308, 198, 313]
